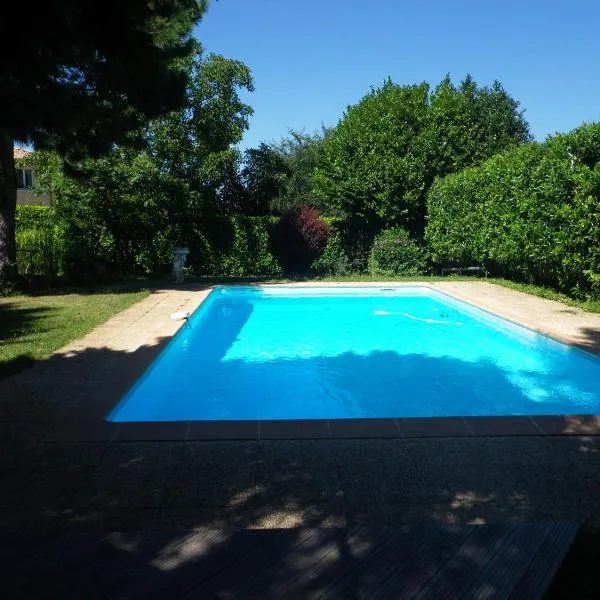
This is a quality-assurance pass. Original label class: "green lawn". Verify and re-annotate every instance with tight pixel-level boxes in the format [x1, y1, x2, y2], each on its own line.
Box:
[0, 288, 150, 381]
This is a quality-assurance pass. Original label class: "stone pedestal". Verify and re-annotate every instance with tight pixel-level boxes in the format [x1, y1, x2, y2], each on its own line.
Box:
[172, 247, 190, 284]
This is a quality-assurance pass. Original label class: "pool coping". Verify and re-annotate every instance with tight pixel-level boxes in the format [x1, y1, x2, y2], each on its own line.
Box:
[43, 282, 600, 443]
[46, 414, 600, 442]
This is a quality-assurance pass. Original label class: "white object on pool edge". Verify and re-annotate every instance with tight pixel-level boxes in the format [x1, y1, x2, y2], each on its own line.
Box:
[171, 311, 191, 321]
[374, 310, 463, 325]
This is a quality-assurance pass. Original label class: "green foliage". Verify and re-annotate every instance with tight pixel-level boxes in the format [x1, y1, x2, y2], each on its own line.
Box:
[0, 1, 205, 277]
[15, 206, 51, 230]
[15, 204, 283, 278]
[147, 42, 254, 218]
[271, 128, 330, 213]
[314, 80, 430, 229]
[18, 43, 255, 280]
[425, 122, 600, 297]
[0, 1, 204, 156]
[15, 206, 65, 276]
[425, 76, 531, 180]
[368, 227, 427, 276]
[187, 215, 281, 277]
[270, 206, 329, 274]
[313, 76, 530, 235]
[238, 143, 290, 215]
[329, 216, 383, 273]
[311, 223, 350, 275]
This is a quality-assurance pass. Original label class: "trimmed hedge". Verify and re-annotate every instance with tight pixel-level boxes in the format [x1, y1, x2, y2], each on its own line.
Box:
[188, 213, 340, 277]
[187, 215, 281, 276]
[425, 123, 600, 297]
[15, 207, 368, 279]
[15, 205, 53, 230]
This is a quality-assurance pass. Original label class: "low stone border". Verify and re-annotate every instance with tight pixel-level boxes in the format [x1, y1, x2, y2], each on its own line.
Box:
[46, 414, 600, 442]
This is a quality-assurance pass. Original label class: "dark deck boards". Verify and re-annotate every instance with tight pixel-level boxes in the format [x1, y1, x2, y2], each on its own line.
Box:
[1, 523, 576, 599]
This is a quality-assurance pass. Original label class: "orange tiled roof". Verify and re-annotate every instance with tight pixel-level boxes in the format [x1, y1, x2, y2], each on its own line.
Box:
[14, 148, 31, 159]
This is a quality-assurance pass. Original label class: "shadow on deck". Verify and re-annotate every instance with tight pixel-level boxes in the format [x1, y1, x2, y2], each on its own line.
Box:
[1, 523, 576, 599]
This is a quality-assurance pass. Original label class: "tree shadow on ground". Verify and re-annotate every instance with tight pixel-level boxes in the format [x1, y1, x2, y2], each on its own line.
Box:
[0, 524, 576, 599]
[0, 333, 599, 597]
[577, 326, 600, 356]
[0, 301, 57, 380]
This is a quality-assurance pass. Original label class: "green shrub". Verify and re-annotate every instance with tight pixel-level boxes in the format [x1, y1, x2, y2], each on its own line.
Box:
[187, 215, 281, 277]
[14, 205, 391, 280]
[368, 227, 427, 276]
[15, 205, 52, 230]
[15, 206, 65, 276]
[270, 206, 329, 274]
[328, 215, 382, 273]
[311, 225, 350, 275]
[425, 122, 600, 297]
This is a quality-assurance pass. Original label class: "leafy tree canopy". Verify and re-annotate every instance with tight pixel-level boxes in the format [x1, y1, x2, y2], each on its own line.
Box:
[313, 75, 531, 235]
[25, 43, 255, 275]
[238, 143, 290, 216]
[145, 40, 254, 218]
[0, 0, 205, 157]
[271, 127, 331, 213]
[0, 0, 205, 276]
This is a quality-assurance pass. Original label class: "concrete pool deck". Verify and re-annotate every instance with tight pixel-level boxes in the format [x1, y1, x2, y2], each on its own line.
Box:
[1, 281, 600, 538]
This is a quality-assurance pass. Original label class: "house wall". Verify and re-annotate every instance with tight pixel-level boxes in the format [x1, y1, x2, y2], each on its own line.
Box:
[17, 190, 52, 207]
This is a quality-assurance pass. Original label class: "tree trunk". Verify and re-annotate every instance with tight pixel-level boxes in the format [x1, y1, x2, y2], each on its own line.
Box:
[0, 134, 16, 278]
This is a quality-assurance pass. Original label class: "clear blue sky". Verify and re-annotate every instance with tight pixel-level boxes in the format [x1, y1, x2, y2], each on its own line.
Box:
[196, 0, 600, 149]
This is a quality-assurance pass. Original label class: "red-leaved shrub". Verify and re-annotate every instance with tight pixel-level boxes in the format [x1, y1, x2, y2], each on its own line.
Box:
[270, 206, 329, 274]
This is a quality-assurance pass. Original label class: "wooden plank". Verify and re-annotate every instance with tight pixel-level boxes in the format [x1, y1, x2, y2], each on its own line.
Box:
[0, 524, 576, 600]
[236, 528, 391, 599]
[371, 526, 472, 600]
[61, 532, 185, 595]
[115, 530, 257, 600]
[4, 532, 121, 598]
[314, 526, 421, 600]
[461, 524, 551, 600]
[181, 529, 323, 599]
[510, 523, 578, 600]
[320, 525, 468, 600]
[413, 525, 512, 599]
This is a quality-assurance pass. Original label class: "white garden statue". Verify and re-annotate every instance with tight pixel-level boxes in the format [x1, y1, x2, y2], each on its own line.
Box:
[172, 247, 190, 284]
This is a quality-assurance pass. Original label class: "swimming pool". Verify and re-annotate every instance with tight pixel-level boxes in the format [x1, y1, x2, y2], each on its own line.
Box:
[108, 286, 600, 422]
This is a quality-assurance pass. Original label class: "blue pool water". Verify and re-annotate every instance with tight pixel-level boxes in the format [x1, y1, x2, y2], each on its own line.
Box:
[108, 286, 600, 421]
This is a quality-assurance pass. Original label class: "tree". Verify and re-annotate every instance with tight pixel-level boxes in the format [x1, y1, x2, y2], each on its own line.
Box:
[146, 42, 254, 221]
[313, 76, 531, 235]
[424, 75, 531, 181]
[238, 143, 290, 216]
[25, 43, 255, 277]
[313, 80, 430, 232]
[271, 128, 330, 213]
[0, 0, 205, 276]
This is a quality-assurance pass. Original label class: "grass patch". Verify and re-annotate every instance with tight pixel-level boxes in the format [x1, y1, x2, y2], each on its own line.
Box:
[0, 288, 150, 380]
[485, 278, 600, 314]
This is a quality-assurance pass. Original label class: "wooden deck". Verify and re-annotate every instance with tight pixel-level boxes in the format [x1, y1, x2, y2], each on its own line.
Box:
[1, 523, 575, 599]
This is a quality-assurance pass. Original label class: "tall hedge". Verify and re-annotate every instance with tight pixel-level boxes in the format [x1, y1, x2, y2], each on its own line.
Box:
[187, 215, 281, 276]
[425, 123, 600, 296]
[14, 206, 363, 279]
